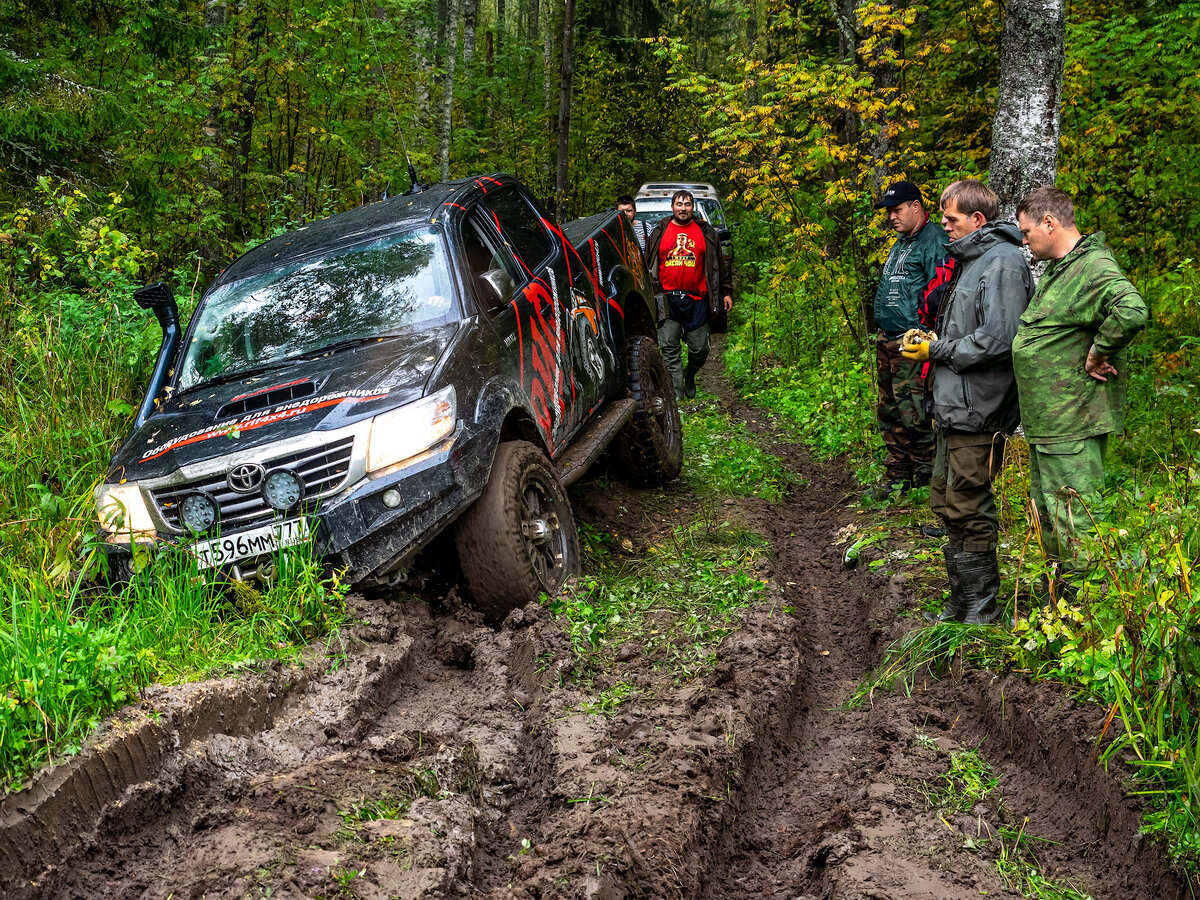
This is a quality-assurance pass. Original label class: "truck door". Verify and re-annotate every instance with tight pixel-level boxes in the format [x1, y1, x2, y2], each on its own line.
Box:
[471, 186, 596, 454]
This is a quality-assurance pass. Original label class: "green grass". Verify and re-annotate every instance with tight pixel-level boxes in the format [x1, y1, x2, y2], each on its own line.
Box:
[848, 623, 1015, 709]
[0, 540, 346, 791]
[680, 400, 792, 501]
[550, 517, 770, 686]
[924, 748, 1000, 814]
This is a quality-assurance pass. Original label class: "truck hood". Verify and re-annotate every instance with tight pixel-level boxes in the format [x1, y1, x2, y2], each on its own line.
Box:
[108, 324, 459, 481]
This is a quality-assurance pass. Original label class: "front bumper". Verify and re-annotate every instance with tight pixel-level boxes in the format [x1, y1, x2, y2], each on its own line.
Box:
[102, 420, 498, 584]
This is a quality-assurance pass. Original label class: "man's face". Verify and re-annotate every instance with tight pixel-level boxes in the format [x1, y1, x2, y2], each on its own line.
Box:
[671, 196, 694, 224]
[617, 202, 636, 222]
[886, 200, 924, 235]
[1017, 212, 1054, 261]
[940, 199, 984, 241]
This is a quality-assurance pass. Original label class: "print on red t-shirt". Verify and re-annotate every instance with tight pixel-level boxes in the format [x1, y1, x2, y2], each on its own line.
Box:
[658, 220, 707, 297]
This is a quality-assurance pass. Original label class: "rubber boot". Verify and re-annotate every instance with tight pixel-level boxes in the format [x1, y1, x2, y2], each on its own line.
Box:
[683, 363, 700, 399]
[926, 545, 969, 623]
[958, 549, 1002, 625]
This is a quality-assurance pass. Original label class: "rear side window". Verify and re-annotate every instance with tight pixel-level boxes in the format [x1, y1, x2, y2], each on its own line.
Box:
[482, 188, 555, 271]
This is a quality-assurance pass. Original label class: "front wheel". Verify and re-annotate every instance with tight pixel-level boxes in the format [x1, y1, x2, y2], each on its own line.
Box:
[613, 335, 683, 484]
[455, 440, 580, 623]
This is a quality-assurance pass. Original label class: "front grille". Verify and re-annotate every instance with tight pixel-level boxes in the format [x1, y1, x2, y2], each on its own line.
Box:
[152, 436, 354, 533]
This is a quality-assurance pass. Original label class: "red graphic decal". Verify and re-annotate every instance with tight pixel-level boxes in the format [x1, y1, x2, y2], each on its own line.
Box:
[140, 391, 388, 462]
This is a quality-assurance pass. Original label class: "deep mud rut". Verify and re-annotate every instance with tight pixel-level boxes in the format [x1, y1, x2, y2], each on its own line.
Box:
[3, 345, 1196, 900]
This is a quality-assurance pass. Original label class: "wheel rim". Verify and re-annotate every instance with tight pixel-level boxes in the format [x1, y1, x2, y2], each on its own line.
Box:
[519, 473, 569, 590]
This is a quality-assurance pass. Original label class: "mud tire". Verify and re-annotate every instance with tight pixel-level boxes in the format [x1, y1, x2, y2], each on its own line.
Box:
[455, 440, 580, 622]
[613, 334, 683, 484]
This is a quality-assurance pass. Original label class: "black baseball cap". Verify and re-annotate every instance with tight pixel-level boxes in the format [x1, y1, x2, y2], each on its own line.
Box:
[873, 181, 923, 209]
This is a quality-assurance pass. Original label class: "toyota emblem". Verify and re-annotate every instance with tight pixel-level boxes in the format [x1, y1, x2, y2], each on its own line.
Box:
[227, 463, 266, 493]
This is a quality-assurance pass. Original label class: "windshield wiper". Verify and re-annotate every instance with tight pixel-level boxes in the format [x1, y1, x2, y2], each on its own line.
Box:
[287, 334, 404, 362]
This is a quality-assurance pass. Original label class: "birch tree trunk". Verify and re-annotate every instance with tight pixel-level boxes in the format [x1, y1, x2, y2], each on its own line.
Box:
[990, 0, 1066, 219]
[554, 0, 575, 220]
[462, 0, 479, 65]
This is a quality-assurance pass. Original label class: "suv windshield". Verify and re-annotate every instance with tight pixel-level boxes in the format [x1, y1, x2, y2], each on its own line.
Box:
[178, 227, 455, 391]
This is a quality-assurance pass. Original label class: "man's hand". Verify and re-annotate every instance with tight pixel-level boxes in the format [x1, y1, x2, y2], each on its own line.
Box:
[723, 294, 733, 312]
[1085, 346, 1117, 382]
[900, 340, 930, 363]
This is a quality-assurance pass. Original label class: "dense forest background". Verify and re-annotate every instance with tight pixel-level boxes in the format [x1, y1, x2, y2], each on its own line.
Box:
[2, 0, 1200, 869]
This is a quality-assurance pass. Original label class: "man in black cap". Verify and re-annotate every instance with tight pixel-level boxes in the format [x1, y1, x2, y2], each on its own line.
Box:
[866, 180, 949, 500]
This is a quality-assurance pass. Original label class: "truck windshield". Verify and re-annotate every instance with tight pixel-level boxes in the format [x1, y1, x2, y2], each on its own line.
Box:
[177, 228, 455, 391]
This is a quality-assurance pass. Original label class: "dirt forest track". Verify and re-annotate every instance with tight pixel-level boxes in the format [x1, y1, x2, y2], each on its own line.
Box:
[2, 345, 1197, 900]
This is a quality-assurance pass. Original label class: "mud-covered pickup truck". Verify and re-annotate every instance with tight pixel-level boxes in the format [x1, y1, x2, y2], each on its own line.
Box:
[96, 174, 681, 620]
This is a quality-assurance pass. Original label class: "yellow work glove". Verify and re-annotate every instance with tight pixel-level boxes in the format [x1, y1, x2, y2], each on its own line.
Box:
[900, 340, 930, 363]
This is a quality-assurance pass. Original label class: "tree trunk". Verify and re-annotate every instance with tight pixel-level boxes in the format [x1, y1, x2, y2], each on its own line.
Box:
[485, 29, 494, 78]
[463, 0, 479, 64]
[554, 0, 575, 220]
[200, 0, 226, 258]
[437, 0, 458, 179]
[990, 0, 1066, 219]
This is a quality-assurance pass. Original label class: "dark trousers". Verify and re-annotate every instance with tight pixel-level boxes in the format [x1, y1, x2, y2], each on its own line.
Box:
[875, 335, 934, 484]
[930, 429, 1007, 552]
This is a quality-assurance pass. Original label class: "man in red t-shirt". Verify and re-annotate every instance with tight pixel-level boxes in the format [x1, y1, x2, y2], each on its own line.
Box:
[643, 191, 733, 400]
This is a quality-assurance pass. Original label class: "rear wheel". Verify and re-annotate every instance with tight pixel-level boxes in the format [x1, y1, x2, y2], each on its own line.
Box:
[455, 440, 580, 622]
[614, 334, 683, 484]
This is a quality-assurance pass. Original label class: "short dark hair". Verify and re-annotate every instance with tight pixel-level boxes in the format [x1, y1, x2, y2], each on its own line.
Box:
[940, 179, 999, 222]
[616, 194, 635, 206]
[671, 189, 694, 204]
[1016, 186, 1076, 227]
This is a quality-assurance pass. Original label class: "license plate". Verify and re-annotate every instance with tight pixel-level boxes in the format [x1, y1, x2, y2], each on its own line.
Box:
[186, 518, 312, 571]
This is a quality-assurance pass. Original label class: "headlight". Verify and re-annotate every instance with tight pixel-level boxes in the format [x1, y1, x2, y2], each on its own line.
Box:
[366, 386, 457, 475]
[95, 482, 157, 544]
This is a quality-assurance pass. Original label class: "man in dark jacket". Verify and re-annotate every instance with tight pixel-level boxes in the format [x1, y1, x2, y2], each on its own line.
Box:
[901, 180, 1033, 624]
[869, 181, 948, 497]
[644, 190, 732, 400]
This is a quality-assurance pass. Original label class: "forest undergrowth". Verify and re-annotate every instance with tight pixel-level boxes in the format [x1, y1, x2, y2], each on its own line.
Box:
[725, 209, 1200, 869]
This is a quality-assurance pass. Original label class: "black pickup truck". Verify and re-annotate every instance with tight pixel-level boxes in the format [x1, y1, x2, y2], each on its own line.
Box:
[96, 174, 681, 620]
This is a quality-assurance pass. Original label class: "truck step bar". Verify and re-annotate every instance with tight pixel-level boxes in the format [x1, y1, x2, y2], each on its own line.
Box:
[554, 398, 636, 487]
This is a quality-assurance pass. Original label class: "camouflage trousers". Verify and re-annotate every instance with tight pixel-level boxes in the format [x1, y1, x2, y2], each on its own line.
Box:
[875, 335, 935, 485]
[930, 430, 1006, 552]
[1027, 435, 1108, 578]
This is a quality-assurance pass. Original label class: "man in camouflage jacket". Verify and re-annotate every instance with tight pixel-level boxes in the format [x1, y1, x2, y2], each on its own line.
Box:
[902, 180, 1033, 625]
[1013, 186, 1148, 583]
[867, 181, 949, 496]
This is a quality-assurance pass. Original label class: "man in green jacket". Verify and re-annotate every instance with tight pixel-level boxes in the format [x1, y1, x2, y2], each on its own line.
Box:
[869, 181, 949, 497]
[1013, 186, 1148, 584]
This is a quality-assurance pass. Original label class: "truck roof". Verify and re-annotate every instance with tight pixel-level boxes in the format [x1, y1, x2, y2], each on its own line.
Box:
[636, 182, 720, 200]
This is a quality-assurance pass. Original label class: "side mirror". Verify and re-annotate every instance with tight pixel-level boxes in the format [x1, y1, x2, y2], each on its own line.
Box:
[478, 268, 514, 310]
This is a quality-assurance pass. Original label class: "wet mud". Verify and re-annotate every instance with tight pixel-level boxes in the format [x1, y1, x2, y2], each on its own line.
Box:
[3, 346, 1196, 899]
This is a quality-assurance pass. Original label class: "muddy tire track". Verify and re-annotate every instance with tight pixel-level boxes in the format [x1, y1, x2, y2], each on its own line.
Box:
[697, 352, 1195, 900]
